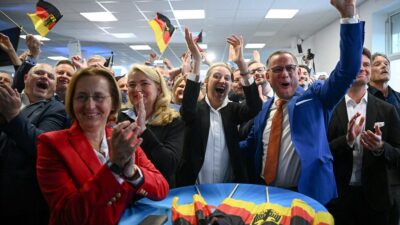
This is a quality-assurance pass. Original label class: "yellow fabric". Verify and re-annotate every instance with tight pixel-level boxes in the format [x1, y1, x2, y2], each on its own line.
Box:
[172, 194, 207, 216]
[27, 13, 50, 37]
[148, 19, 167, 53]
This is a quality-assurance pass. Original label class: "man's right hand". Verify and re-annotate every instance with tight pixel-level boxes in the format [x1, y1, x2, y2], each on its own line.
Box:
[331, 0, 356, 18]
[346, 112, 364, 145]
[26, 34, 41, 58]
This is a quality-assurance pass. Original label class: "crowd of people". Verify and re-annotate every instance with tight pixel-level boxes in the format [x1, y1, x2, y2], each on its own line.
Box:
[0, 0, 399, 225]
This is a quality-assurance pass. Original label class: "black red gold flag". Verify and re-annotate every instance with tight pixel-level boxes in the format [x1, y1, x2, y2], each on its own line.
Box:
[27, 0, 63, 37]
[148, 12, 175, 54]
[172, 194, 213, 225]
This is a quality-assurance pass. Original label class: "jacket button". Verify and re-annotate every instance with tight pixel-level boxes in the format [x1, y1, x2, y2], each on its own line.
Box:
[107, 201, 112, 206]
[116, 193, 121, 198]
[111, 197, 117, 202]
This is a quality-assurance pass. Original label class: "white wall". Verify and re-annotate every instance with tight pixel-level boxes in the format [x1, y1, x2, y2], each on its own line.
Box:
[299, 0, 400, 86]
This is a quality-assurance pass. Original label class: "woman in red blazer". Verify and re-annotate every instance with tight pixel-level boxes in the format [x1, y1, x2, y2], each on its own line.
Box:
[36, 67, 169, 225]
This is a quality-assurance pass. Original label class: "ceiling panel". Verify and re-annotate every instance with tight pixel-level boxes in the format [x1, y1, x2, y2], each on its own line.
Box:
[0, 0, 366, 73]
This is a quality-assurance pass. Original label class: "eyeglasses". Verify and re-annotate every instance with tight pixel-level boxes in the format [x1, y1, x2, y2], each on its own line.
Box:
[74, 94, 110, 103]
[268, 64, 297, 74]
[250, 67, 266, 75]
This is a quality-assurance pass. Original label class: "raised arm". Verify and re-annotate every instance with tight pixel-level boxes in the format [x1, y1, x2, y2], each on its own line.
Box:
[180, 28, 202, 123]
[315, 0, 363, 109]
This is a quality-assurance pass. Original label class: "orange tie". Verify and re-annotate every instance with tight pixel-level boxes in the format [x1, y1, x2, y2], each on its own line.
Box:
[264, 99, 287, 184]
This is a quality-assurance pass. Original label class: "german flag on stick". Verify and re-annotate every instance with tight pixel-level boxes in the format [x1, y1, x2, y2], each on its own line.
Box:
[27, 0, 63, 37]
[172, 194, 214, 225]
[148, 12, 175, 54]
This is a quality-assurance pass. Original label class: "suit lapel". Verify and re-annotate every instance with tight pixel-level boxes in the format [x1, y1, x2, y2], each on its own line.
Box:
[200, 100, 210, 156]
[68, 122, 102, 174]
[336, 99, 349, 132]
[365, 94, 377, 131]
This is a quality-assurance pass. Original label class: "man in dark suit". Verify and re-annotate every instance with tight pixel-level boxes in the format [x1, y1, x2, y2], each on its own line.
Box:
[327, 48, 400, 225]
[239, 0, 363, 205]
[0, 63, 68, 225]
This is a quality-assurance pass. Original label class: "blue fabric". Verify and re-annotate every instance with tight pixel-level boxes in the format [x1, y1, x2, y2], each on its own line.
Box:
[240, 22, 365, 205]
[119, 183, 327, 225]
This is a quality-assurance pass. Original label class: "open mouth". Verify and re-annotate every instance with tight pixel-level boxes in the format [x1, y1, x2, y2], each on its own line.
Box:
[36, 81, 49, 90]
[281, 82, 290, 87]
[215, 86, 225, 94]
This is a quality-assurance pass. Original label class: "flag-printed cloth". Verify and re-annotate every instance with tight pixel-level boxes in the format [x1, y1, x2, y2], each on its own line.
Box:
[27, 0, 63, 37]
[148, 12, 175, 54]
[193, 30, 203, 52]
[172, 194, 214, 225]
[209, 198, 333, 225]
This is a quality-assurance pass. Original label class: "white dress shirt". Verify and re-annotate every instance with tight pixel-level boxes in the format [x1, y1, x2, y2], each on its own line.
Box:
[261, 96, 301, 187]
[345, 91, 368, 186]
[197, 95, 234, 184]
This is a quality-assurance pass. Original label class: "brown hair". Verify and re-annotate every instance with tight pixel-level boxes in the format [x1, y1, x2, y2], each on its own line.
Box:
[65, 67, 121, 121]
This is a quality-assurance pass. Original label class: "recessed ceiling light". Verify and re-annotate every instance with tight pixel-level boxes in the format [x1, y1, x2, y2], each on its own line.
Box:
[173, 10, 205, 19]
[48, 56, 69, 61]
[111, 33, 136, 38]
[245, 43, 265, 49]
[80, 12, 117, 22]
[129, 45, 152, 50]
[20, 35, 50, 41]
[265, 9, 298, 19]
[197, 44, 207, 49]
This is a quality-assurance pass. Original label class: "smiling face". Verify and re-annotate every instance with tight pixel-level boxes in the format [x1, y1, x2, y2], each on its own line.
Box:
[249, 62, 266, 86]
[205, 65, 232, 109]
[56, 63, 75, 93]
[128, 70, 161, 117]
[24, 64, 56, 103]
[353, 54, 371, 86]
[73, 75, 113, 133]
[266, 53, 299, 100]
[371, 55, 390, 83]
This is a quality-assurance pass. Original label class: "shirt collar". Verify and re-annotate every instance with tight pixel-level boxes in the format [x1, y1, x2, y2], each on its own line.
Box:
[345, 90, 368, 105]
[20, 90, 30, 109]
[205, 94, 230, 111]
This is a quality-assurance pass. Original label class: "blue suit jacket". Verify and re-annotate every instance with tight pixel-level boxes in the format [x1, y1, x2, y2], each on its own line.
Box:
[240, 22, 364, 205]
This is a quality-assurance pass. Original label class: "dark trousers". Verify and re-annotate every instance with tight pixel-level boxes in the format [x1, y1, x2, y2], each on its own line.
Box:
[327, 186, 391, 225]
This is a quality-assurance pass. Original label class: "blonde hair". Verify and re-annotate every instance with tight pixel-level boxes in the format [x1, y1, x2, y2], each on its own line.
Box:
[171, 75, 185, 104]
[65, 67, 121, 122]
[128, 64, 179, 126]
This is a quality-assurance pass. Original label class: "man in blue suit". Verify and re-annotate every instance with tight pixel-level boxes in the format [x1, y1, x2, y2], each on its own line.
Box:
[240, 0, 364, 205]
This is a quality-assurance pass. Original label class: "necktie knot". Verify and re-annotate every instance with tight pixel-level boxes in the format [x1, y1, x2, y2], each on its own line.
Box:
[275, 99, 287, 109]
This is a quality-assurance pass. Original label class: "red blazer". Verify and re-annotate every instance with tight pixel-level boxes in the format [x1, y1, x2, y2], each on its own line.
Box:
[37, 122, 169, 225]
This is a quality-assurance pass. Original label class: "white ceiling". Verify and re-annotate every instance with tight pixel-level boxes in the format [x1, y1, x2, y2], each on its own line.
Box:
[0, 0, 366, 73]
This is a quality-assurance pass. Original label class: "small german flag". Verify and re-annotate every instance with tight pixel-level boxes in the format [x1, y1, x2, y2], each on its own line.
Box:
[148, 12, 175, 54]
[172, 194, 213, 225]
[27, 0, 63, 37]
[194, 30, 203, 52]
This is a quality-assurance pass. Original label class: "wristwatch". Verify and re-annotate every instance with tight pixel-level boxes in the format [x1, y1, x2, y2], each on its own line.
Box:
[107, 160, 123, 176]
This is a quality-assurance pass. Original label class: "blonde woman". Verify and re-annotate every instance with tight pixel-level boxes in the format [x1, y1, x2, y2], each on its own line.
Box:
[118, 64, 184, 188]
